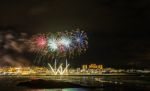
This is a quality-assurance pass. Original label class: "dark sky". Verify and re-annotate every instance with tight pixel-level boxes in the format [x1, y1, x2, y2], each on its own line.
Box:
[0, 0, 150, 68]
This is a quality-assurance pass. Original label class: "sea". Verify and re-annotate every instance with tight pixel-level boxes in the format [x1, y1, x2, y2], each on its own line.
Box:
[0, 75, 150, 91]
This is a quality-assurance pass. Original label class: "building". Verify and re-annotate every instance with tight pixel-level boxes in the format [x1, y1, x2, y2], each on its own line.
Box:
[82, 64, 103, 70]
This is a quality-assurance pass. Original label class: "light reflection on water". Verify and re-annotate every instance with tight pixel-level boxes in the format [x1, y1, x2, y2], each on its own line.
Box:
[0, 76, 150, 91]
[23, 88, 90, 91]
[45, 88, 87, 91]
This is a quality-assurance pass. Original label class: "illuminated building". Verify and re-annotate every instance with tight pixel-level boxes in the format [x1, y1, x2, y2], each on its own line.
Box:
[82, 65, 88, 69]
[82, 64, 103, 70]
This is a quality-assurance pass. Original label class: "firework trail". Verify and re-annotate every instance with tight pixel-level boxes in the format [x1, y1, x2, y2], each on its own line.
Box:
[72, 29, 88, 55]
[29, 34, 47, 64]
[29, 29, 88, 65]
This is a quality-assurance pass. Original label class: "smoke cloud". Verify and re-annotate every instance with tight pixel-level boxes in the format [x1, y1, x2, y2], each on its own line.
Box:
[0, 29, 31, 67]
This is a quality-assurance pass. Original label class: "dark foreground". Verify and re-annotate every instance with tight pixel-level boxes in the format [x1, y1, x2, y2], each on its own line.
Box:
[0, 75, 150, 91]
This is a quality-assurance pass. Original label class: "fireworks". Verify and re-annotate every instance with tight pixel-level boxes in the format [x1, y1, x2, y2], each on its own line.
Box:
[72, 30, 88, 54]
[47, 34, 58, 52]
[60, 35, 71, 49]
[29, 29, 88, 64]
[29, 34, 46, 51]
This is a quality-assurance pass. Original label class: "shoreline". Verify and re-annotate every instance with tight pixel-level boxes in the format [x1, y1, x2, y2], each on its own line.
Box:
[0, 73, 149, 76]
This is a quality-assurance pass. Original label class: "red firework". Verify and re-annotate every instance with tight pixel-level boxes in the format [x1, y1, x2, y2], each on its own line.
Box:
[32, 34, 46, 49]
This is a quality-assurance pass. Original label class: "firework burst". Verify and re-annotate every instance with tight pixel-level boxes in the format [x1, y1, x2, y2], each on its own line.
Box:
[72, 29, 88, 55]
[29, 34, 46, 51]
[29, 34, 47, 65]
[29, 29, 88, 65]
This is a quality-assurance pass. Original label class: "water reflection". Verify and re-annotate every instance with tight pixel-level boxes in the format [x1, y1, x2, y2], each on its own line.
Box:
[45, 88, 87, 91]
[24, 88, 89, 91]
[0, 76, 150, 91]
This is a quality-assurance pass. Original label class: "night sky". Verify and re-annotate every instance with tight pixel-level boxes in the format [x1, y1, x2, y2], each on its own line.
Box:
[0, 0, 150, 68]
